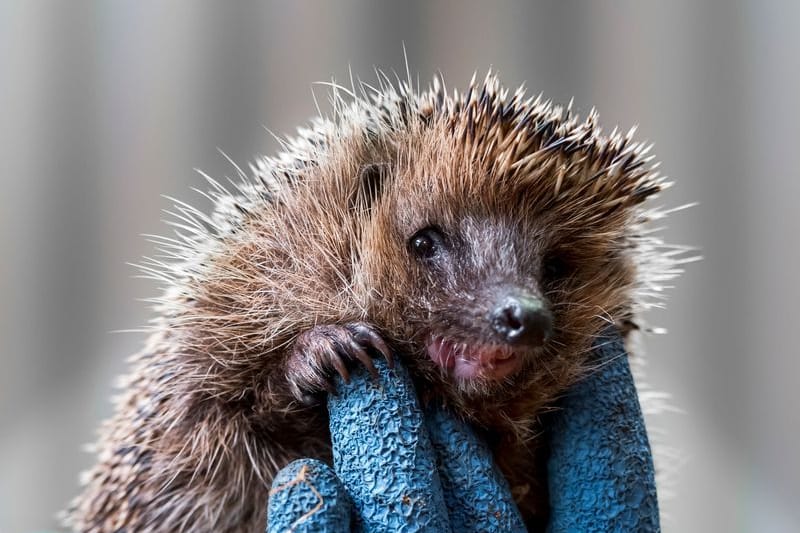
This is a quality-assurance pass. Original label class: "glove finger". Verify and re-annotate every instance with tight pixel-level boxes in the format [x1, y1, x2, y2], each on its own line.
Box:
[425, 406, 527, 533]
[327, 357, 451, 533]
[267, 458, 352, 533]
[546, 331, 660, 532]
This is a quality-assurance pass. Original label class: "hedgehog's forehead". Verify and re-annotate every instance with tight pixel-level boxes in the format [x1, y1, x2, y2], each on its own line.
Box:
[381, 128, 633, 241]
[370, 103, 659, 232]
[388, 124, 543, 211]
[387, 164, 537, 235]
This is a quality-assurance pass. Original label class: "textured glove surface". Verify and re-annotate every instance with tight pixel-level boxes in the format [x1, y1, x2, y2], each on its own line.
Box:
[267, 459, 352, 533]
[425, 407, 526, 532]
[328, 359, 452, 532]
[547, 333, 660, 532]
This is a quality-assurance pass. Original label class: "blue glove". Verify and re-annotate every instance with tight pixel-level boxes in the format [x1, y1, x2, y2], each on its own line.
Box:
[267, 331, 660, 532]
[546, 332, 660, 532]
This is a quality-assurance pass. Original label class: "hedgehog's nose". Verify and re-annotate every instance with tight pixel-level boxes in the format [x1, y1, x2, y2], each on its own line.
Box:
[490, 295, 553, 347]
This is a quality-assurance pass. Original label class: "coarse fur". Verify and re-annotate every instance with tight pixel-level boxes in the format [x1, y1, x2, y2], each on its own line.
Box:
[66, 70, 688, 532]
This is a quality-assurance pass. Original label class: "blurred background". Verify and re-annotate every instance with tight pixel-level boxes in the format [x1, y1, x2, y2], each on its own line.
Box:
[1, 1, 798, 531]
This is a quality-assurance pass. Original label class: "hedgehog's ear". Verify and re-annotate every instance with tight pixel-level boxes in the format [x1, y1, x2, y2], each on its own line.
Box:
[351, 162, 391, 214]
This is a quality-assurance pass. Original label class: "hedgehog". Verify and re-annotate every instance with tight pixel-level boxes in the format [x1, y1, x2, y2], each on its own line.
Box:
[66, 70, 683, 532]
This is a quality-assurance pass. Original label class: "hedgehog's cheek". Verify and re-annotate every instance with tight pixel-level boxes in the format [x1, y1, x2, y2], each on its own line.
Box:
[426, 337, 524, 381]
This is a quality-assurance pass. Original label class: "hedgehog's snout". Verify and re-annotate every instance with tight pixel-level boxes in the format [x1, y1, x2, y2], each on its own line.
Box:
[489, 293, 553, 348]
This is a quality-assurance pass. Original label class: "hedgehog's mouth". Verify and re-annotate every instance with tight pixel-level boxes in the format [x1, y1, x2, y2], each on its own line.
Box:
[426, 336, 524, 381]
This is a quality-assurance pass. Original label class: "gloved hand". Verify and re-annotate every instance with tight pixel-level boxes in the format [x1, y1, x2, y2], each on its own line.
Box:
[266, 331, 660, 532]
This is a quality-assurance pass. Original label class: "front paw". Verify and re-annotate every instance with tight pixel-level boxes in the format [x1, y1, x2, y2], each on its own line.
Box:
[286, 323, 393, 403]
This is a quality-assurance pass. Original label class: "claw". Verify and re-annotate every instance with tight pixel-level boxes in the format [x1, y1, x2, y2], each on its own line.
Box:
[350, 323, 394, 368]
[344, 338, 378, 379]
[330, 354, 351, 384]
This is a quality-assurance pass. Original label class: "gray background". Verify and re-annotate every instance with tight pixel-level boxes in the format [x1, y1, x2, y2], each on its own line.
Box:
[1, 1, 798, 532]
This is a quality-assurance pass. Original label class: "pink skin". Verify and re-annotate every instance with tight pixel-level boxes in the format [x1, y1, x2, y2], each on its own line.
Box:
[426, 336, 524, 381]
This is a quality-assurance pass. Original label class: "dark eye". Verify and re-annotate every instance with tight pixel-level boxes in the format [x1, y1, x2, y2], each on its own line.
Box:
[409, 227, 444, 260]
[542, 253, 571, 281]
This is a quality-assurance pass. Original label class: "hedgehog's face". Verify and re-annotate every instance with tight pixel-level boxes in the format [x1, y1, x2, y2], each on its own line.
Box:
[359, 141, 638, 398]
[369, 183, 633, 397]
[402, 217, 555, 383]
